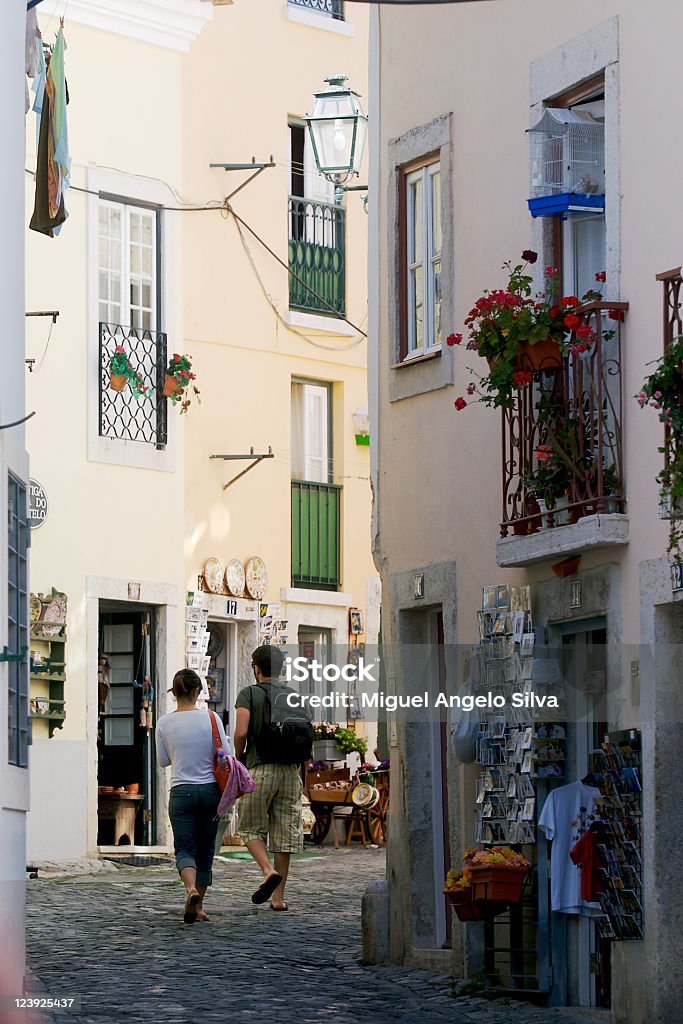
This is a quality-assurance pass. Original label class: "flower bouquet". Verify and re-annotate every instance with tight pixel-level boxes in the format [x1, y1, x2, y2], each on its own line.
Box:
[449, 253, 611, 410]
[637, 333, 683, 552]
[164, 353, 200, 413]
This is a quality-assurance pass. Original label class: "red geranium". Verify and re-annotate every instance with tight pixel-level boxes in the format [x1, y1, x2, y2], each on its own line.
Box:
[595, 271, 607, 283]
[564, 313, 581, 330]
[513, 370, 533, 387]
[446, 332, 463, 346]
[454, 397, 467, 411]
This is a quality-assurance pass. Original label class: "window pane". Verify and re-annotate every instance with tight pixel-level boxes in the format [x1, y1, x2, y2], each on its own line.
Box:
[130, 213, 140, 243]
[130, 245, 140, 275]
[432, 257, 442, 344]
[110, 240, 121, 269]
[142, 247, 152, 277]
[431, 170, 441, 256]
[99, 270, 109, 302]
[410, 266, 424, 351]
[409, 178, 423, 264]
[142, 218, 153, 245]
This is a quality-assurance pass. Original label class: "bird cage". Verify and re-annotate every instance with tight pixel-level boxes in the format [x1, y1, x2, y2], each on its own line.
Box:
[528, 108, 604, 212]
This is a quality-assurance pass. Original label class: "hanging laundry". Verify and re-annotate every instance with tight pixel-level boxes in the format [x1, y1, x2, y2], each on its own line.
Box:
[25, 7, 42, 114]
[30, 26, 70, 238]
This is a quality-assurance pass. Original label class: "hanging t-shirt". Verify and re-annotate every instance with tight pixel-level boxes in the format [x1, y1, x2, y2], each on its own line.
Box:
[570, 828, 603, 903]
[538, 781, 602, 916]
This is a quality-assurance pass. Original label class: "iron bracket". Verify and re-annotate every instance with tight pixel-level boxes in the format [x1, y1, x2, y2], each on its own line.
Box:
[210, 447, 275, 490]
[209, 158, 276, 203]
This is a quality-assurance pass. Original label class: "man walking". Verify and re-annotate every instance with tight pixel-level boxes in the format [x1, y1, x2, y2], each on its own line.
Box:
[234, 645, 313, 910]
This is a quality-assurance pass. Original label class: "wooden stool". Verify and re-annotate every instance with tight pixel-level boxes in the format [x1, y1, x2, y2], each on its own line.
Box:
[345, 808, 368, 846]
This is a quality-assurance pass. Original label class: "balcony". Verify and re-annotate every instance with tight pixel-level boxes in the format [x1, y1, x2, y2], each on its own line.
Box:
[291, 481, 341, 590]
[287, 0, 344, 19]
[288, 197, 345, 317]
[496, 302, 629, 567]
[99, 322, 168, 448]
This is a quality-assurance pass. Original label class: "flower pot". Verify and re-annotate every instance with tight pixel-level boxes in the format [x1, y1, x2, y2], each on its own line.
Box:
[514, 337, 562, 373]
[126, 783, 140, 795]
[445, 889, 511, 920]
[551, 556, 581, 578]
[109, 373, 128, 393]
[469, 865, 529, 903]
[163, 374, 181, 398]
[312, 740, 344, 762]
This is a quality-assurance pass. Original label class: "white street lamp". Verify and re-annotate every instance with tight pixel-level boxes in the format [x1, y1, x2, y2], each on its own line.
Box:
[305, 74, 368, 187]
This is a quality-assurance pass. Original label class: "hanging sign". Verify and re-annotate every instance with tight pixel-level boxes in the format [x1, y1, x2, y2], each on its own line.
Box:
[28, 478, 48, 529]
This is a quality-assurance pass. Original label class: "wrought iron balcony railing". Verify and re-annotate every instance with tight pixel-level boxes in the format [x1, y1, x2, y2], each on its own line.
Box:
[99, 322, 168, 448]
[291, 480, 341, 590]
[288, 0, 344, 20]
[500, 302, 628, 537]
[288, 197, 345, 317]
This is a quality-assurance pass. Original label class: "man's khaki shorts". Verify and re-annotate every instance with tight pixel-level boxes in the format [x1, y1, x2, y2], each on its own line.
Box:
[237, 763, 304, 853]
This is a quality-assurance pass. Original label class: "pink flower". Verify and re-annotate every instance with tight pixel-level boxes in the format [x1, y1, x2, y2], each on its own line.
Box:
[115, 345, 125, 354]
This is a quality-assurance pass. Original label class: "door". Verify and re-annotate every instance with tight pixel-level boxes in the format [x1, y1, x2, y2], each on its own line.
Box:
[98, 609, 155, 846]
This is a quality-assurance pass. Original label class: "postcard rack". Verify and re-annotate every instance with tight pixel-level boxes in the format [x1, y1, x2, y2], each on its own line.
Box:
[588, 729, 643, 940]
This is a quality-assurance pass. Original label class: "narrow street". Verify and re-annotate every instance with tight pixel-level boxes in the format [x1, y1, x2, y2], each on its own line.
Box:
[27, 848, 602, 1024]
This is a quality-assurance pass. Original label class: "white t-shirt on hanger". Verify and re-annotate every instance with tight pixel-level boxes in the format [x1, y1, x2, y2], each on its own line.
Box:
[538, 780, 602, 916]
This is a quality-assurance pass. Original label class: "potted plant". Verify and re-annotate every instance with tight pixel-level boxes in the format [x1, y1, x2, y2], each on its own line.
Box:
[444, 846, 530, 920]
[334, 726, 368, 759]
[108, 346, 152, 399]
[311, 722, 344, 762]
[637, 334, 683, 553]
[450, 257, 611, 411]
[164, 352, 200, 413]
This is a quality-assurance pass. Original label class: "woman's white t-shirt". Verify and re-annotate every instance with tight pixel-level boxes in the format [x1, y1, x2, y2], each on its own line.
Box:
[155, 708, 230, 788]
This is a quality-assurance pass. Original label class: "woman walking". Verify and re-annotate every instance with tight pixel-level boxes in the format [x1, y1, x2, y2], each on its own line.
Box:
[156, 669, 229, 923]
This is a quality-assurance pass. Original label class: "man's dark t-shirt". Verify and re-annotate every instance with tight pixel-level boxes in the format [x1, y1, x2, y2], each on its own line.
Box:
[235, 679, 290, 770]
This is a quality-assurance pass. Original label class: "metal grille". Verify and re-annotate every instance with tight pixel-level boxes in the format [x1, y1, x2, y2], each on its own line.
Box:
[99, 323, 168, 448]
[288, 197, 346, 316]
[291, 481, 341, 590]
[657, 268, 683, 516]
[7, 473, 29, 768]
[288, 0, 344, 19]
[500, 302, 628, 536]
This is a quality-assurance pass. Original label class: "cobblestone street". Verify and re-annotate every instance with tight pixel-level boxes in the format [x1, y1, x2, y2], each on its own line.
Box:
[26, 848, 604, 1024]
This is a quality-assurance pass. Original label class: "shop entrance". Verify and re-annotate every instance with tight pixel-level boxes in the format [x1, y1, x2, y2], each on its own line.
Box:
[97, 605, 156, 847]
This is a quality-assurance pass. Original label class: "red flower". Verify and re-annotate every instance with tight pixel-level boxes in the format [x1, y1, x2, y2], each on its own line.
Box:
[564, 313, 581, 330]
[608, 308, 625, 322]
[466, 384, 476, 396]
[595, 271, 607, 283]
[115, 345, 125, 354]
[521, 250, 538, 264]
[545, 266, 558, 276]
[446, 332, 463, 346]
[549, 305, 560, 318]
[576, 324, 593, 340]
[454, 397, 468, 411]
[513, 370, 533, 387]
[561, 295, 580, 308]
[173, 353, 180, 361]
[536, 444, 554, 463]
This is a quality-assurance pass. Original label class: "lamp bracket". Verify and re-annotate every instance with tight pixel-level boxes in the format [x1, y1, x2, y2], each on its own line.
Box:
[209, 447, 275, 491]
[209, 158, 275, 202]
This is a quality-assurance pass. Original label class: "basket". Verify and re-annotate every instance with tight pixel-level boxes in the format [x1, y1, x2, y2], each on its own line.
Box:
[469, 865, 529, 903]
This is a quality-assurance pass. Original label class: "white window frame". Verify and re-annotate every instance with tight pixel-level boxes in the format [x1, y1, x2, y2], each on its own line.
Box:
[98, 199, 159, 333]
[86, 166, 178, 473]
[405, 161, 441, 359]
[291, 380, 332, 484]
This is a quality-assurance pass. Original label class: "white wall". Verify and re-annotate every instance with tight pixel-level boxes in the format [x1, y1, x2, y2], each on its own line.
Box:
[0, 0, 30, 996]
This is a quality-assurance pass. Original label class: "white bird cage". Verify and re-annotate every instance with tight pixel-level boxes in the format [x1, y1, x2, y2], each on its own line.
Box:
[528, 108, 604, 198]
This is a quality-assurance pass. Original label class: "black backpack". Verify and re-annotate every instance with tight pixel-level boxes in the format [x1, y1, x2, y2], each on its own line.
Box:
[249, 683, 313, 765]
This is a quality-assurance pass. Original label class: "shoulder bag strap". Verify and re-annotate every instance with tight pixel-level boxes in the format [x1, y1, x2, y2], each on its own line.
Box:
[208, 708, 221, 751]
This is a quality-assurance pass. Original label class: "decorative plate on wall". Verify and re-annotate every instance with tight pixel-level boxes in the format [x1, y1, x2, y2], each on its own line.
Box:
[225, 559, 246, 598]
[245, 556, 268, 600]
[41, 592, 67, 637]
[203, 557, 224, 594]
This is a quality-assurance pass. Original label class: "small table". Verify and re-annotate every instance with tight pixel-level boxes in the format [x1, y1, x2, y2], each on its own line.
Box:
[98, 793, 144, 845]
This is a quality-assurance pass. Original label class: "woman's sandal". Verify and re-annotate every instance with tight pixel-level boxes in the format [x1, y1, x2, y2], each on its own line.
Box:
[270, 902, 289, 911]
